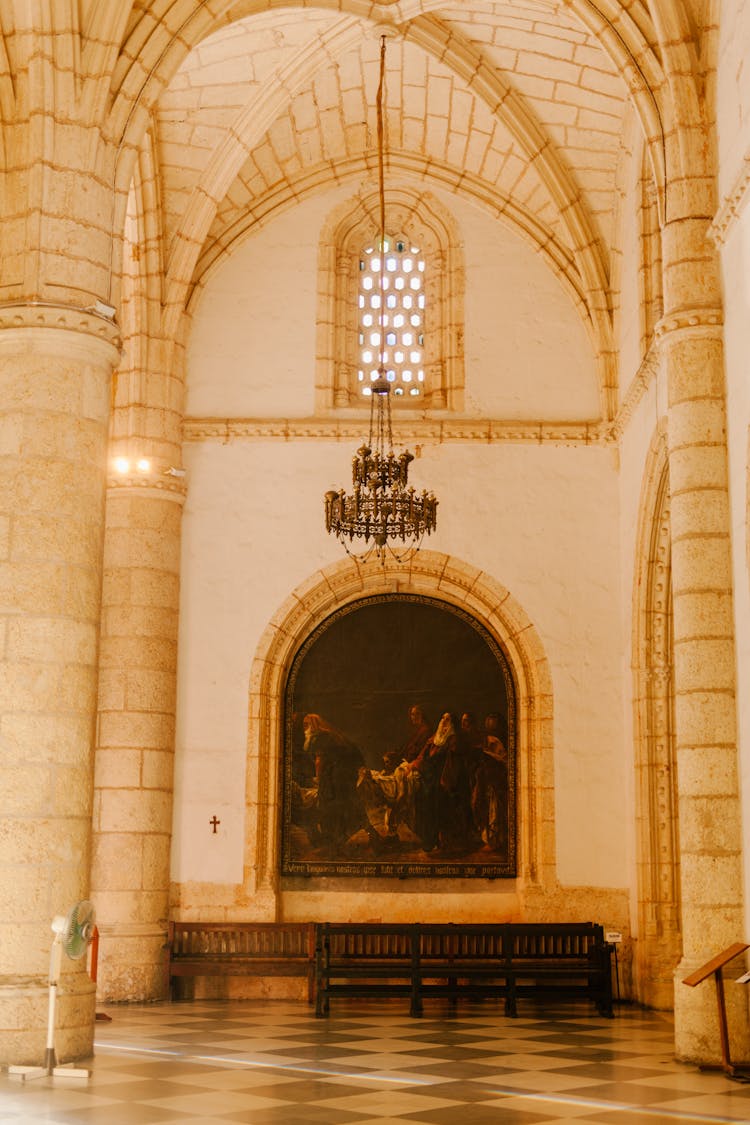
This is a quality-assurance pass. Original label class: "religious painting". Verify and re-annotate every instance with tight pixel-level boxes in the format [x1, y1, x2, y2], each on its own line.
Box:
[280, 594, 517, 878]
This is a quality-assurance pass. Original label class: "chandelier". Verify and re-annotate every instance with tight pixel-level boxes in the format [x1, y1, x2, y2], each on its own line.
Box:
[324, 33, 438, 560]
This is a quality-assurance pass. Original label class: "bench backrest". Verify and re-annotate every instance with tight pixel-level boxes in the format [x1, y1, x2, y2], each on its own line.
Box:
[318, 923, 418, 961]
[169, 922, 315, 959]
[505, 922, 604, 960]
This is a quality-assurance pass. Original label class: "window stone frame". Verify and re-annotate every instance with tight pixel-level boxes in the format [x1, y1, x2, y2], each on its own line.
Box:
[316, 186, 465, 412]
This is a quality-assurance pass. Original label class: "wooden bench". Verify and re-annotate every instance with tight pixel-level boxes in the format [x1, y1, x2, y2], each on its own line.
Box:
[505, 922, 613, 1017]
[315, 923, 421, 1016]
[166, 921, 316, 1002]
[415, 923, 512, 1014]
[315, 921, 613, 1018]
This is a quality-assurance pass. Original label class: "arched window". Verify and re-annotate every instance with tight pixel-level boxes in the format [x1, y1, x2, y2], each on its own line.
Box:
[357, 235, 426, 399]
[316, 187, 464, 411]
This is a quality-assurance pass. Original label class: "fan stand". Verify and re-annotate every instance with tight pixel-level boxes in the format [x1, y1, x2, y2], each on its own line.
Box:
[9, 932, 90, 1082]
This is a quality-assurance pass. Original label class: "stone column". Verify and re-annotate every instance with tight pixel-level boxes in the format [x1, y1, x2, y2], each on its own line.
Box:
[90, 475, 184, 1000]
[659, 217, 749, 1064]
[0, 305, 119, 1066]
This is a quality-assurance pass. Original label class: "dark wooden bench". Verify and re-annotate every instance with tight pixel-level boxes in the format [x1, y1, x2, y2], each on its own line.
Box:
[505, 922, 613, 1017]
[166, 921, 316, 1002]
[315, 923, 421, 1016]
[315, 921, 613, 1018]
[415, 923, 512, 1013]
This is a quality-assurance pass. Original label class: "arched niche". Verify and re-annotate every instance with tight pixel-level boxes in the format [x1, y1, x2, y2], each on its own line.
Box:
[242, 551, 556, 918]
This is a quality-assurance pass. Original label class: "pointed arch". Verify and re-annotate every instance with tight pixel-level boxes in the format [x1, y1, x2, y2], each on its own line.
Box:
[242, 551, 556, 913]
[632, 424, 681, 1008]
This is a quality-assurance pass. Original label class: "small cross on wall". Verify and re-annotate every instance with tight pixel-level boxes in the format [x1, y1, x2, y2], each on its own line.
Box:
[209, 815, 220, 834]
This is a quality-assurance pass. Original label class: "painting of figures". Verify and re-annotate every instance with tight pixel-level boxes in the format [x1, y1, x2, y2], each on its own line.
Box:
[280, 594, 516, 878]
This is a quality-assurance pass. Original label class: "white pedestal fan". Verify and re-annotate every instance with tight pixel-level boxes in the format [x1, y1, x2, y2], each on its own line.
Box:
[9, 901, 96, 1082]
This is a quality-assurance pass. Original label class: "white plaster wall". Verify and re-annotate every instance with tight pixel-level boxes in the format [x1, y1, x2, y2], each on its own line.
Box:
[187, 186, 601, 423]
[717, 0, 750, 198]
[443, 192, 600, 421]
[174, 187, 626, 890]
[718, 0, 750, 950]
[173, 437, 626, 888]
[718, 204, 750, 940]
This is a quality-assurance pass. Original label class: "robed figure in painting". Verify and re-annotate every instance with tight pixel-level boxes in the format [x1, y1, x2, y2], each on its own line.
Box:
[302, 713, 375, 849]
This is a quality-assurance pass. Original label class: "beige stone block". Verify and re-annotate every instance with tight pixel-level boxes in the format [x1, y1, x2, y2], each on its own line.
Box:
[675, 693, 737, 749]
[668, 399, 728, 449]
[0, 363, 81, 414]
[676, 745, 739, 794]
[123, 495, 182, 535]
[671, 538, 732, 592]
[679, 795, 741, 853]
[61, 566, 104, 621]
[668, 445, 728, 493]
[94, 747, 142, 788]
[99, 635, 177, 672]
[671, 590, 734, 641]
[0, 413, 23, 457]
[127, 566, 181, 608]
[97, 710, 175, 751]
[663, 259, 722, 316]
[92, 889, 147, 926]
[665, 340, 725, 403]
[141, 749, 176, 790]
[104, 527, 181, 571]
[100, 567, 133, 606]
[98, 789, 173, 834]
[0, 561, 65, 614]
[96, 668, 127, 710]
[669, 489, 731, 540]
[5, 617, 97, 665]
[0, 765, 51, 814]
[0, 514, 9, 559]
[1, 712, 90, 765]
[11, 513, 101, 569]
[0, 660, 61, 713]
[91, 833, 143, 890]
[679, 853, 743, 909]
[142, 834, 172, 890]
[674, 637, 735, 692]
[0, 816, 89, 867]
[125, 668, 177, 712]
[0, 865, 50, 920]
[54, 764, 93, 817]
[680, 903, 745, 956]
[104, 604, 178, 639]
[0, 977, 94, 1065]
[57, 663, 98, 713]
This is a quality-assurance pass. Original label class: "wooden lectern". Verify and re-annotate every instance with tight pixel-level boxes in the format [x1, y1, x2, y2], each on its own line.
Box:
[683, 942, 750, 1080]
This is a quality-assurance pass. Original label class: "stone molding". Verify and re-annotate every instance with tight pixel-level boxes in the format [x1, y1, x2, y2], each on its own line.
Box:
[183, 416, 608, 446]
[655, 307, 723, 343]
[106, 475, 187, 502]
[709, 152, 750, 246]
[608, 343, 660, 442]
[0, 300, 121, 352]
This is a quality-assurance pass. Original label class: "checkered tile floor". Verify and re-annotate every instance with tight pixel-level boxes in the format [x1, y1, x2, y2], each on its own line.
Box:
[3, 999, 750, 1124]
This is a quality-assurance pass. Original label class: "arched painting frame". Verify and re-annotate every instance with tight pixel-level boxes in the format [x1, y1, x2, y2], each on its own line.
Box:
[280, 594, 517, 878]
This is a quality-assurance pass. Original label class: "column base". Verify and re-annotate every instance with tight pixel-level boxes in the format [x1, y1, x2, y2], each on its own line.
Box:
[0, 973, 96, 1067]
[674, 957, 750, 1066]
[95, 924, 169, 1002]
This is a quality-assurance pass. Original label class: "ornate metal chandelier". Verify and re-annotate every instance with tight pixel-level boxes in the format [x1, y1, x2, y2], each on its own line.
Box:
[324, 34, 438, 560]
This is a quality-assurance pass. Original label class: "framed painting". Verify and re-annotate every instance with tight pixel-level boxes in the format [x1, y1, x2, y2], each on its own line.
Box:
[280, 594, 517, 878]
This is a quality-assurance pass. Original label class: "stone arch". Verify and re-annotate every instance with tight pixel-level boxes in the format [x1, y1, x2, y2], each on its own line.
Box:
[242, 551, 555, 916]
[632, 424, 681, 1008]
